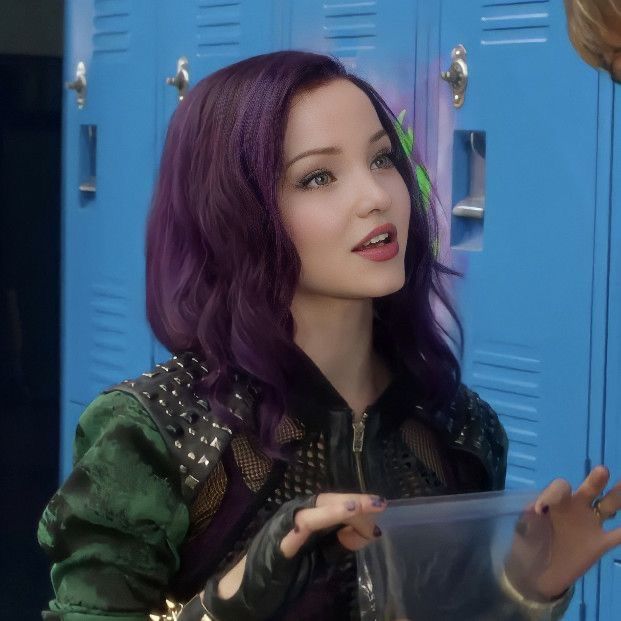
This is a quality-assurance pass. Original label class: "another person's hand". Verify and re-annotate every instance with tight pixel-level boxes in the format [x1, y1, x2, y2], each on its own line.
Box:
[181, 492, 387, 620]
[507, 465, 621, 601]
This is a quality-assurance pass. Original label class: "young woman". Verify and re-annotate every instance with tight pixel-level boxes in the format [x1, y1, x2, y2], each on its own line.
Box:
[38, 51, 621, 621]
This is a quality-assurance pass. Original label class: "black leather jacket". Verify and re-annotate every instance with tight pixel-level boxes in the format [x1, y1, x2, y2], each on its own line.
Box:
[105, 350, 510, 620]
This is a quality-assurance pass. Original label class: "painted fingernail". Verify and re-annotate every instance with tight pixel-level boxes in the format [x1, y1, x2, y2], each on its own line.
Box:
[373, 525, 382, 537]
[345, 500, 357, 511]
[542, 505, 550, 514]
[371, 496, 386, 507]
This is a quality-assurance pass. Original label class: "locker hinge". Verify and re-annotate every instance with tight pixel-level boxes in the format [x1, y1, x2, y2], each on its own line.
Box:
[585, 457, 592, 478]
[579, 601, 586, 621]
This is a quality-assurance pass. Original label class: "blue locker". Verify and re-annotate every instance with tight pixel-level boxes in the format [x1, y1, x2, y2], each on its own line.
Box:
[439, 1, 616, 620]
[61, 0, 159, 477]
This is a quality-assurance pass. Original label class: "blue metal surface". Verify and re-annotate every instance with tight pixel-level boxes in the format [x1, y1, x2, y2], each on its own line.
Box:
[598, 82, 621, 621]
[62, 1, 158, 478]
[439, 1, 610, 618]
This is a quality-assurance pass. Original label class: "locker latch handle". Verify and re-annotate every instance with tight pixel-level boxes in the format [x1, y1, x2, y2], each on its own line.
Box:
[166, 56, 190, 102]
[65, 61, 87, 109]
[441, 44, 468, 108]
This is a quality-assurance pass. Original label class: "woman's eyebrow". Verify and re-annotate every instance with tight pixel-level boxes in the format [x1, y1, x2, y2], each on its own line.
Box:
[285, 128, 388, 170]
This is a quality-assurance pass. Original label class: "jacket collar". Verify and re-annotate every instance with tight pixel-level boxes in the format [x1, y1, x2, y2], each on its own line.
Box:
[283, 342, 430, 436]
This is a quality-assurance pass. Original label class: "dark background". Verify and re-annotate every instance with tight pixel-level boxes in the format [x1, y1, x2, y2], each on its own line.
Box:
[1, 1, 64, 618]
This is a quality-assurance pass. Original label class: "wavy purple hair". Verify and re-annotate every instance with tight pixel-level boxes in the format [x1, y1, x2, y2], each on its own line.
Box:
[146, 50, 462, 456]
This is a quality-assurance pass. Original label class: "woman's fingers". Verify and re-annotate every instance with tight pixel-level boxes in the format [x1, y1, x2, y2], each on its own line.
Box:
[337, 524, 376, 551]
[280, 495, 384, 558]
[575, 465, 610, 504]
[534, 478, 572, 514]
[595, 481, 621, 521]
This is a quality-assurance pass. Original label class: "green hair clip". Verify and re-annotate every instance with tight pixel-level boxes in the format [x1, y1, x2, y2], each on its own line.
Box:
[394, 109, 439, 257]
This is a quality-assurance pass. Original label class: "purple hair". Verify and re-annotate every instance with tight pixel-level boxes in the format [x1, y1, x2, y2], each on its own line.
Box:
[146, 50, 462, 456]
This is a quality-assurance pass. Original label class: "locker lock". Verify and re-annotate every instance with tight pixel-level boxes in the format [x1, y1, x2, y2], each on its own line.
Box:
[441, 45, 468, 108]
[166, 56, 190, 101]
[65, 61, 87, 109]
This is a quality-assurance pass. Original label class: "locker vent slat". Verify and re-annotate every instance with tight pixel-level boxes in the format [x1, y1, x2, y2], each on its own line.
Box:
[480, 0, 550, 46]
[89, 281, 130, 386]
[196, 0, 241, 59]
[93, 0, 131, 55]
[323, 1, 377, 54]
[471, 347, 541, 487]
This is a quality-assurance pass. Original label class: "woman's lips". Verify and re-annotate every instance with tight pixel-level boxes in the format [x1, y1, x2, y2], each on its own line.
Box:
[352, 223, 397, 251]
[352, 239, 399, 262]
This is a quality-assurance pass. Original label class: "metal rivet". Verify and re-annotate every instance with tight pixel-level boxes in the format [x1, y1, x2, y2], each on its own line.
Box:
[198, 455, 210, 466]
[210, 437, 221, 451]
[165, 423, 183, 437]
[188, 452, 196, 460]
[185, 475, 199, 489]
[174, 440, 182, 449]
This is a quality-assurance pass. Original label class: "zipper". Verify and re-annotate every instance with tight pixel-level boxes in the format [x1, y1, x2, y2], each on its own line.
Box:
[352, 411, 368, 492]
[351, 409, 377, 620]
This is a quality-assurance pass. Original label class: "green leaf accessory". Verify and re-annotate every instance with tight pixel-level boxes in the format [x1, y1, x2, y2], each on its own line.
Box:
[394, 109, 439, 258]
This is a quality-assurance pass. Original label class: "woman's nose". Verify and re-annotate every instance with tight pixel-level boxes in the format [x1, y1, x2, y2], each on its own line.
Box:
[353, 171, 392, 217]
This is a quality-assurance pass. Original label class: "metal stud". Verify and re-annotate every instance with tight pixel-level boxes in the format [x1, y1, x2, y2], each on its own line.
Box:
[174, 440, 182, 449]
[188, 428, 196, 436]
[176, 360, 185, 368]
[179, 464, 188, 474]
[165, 423, 183, 437]
[185, 475, 200, 489]
[188, 451, 196, 460]
[200, 364, 209, 373]
[180, 411, 198, 424]
[157, 363, 172, 372]
[159, 384, 169, 392]
[158, 399, 167, 407]
[142, 371, 159, 378]
[198, 455, 210, 466]
[142, 391, 157, 400]
[210, 437, 222, 451]
[197, 399, 210, 411]
[171, 389, 179, 397]
[173, 377, 183, 385]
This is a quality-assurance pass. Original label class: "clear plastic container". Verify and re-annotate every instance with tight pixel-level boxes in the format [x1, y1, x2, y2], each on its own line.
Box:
[357, 489, 559, 620]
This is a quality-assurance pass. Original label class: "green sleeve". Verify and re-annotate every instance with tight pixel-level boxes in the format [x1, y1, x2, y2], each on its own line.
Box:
[37, 391, 190, 621]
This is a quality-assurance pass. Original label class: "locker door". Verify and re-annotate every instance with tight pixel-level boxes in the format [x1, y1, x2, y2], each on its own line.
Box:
[440, 1, 601, 619]
[61, 0, 159, 478]
[152, 0, 278, 364]
[599, 85, 621, 620]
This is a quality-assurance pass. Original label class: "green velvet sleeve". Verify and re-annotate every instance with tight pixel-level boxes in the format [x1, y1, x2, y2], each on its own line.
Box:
[37, 391, 190, 621]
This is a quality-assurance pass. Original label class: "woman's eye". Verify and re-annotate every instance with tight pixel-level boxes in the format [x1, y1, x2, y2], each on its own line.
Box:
[372, 152, 395, 169]
[299, 170, 333, 190]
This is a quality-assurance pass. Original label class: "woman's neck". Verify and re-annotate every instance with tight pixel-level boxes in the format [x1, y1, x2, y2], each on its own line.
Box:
[290, 293, 391, 420]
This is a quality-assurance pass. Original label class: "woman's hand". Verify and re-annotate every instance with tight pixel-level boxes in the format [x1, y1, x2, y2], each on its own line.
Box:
[507, 465, 621, 601]
[194, 492, 387, 620]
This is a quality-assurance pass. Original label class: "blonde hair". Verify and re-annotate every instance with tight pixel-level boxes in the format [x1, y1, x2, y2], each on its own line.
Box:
[564, 0, 621, 67]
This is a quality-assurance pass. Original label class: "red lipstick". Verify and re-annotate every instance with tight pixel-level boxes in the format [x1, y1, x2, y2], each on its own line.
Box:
[352, 223, 399, 262]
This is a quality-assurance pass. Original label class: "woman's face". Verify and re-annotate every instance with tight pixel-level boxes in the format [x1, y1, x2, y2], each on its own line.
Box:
[278, 79, 411, 303]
